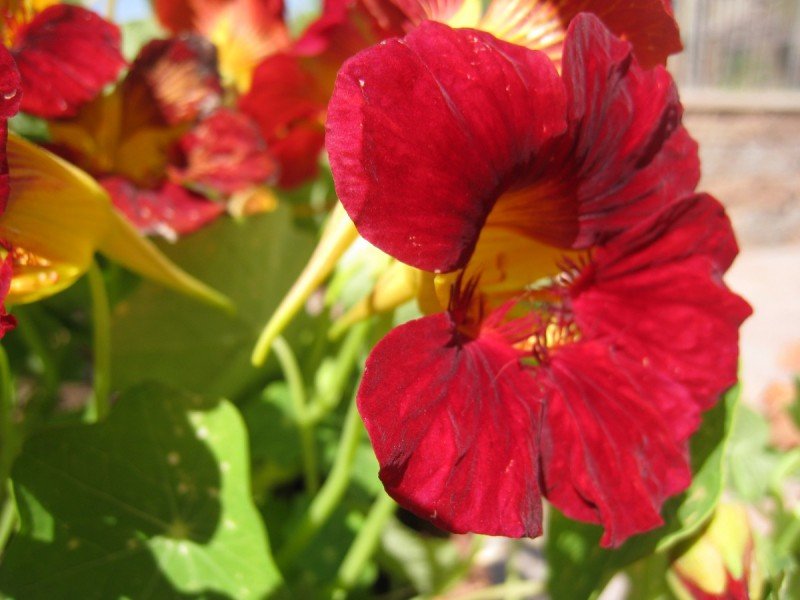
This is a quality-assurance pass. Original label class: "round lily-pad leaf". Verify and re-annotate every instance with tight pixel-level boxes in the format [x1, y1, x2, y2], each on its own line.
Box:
[0, 383, 283, 599]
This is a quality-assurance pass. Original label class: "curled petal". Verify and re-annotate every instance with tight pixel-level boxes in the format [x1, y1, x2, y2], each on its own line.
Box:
[10, 5, 125, 118]
[538, 340, 693, 547]
[102, 177, 225, 240]
[327, 21, 566, 272]
[359, 312, 543, 536]
[559, 14, 689, 247]
[571, 194, 752, 414]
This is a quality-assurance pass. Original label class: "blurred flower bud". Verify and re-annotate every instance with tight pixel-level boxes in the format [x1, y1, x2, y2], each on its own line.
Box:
[669, 503, 762, 599]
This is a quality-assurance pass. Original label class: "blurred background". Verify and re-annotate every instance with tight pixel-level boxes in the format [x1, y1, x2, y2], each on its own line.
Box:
[667, 0, 800, 418]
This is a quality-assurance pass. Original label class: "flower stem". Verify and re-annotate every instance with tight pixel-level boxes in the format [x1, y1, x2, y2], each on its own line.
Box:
[0, 483, 17, 554]
[272, 336, 318, 493]
[12, 307, 58, 395]
[87, 261, 111, 422]
[306, 321, 369, 423]
[277, 395, 364, 568]
[332, 491, 396, 599]
[251, 203, 358, 366]
[106, 0, 116, 20]
[0, 345, 15, 491]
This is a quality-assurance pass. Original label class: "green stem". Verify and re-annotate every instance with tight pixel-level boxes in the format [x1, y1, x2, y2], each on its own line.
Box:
[87, 261, 111, 422]
[272, 336, 318, 493]
[12, 307, 58, 396]
[306, 322, 369, 423]
[0, 484, 17, 554]
[251, 203, 358, 366]
[333, 492, 396, 599]
[106, 0, 117, 20]
[277, 396, 363, 568]
[0, 345, 15, 493]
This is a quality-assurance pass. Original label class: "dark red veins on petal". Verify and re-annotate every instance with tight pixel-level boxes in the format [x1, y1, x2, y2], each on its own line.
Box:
[327, 21, 566, 273]
[571, 194, 752, 415]
[11, 5, 125, 118]
[537, 340, 692, 547]
[558, 14, 690, 248]
[358, 311, 543, 537]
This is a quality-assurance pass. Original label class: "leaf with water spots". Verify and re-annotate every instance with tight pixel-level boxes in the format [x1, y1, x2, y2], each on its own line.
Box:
[547, 384, 741, 600]
[0, 383, 284, 599]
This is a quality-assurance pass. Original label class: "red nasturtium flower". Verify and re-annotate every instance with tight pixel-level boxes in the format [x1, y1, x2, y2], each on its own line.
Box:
[48, 35, 276, 239]
[1, 0, 125, 118]
[326, 17, 750, 545]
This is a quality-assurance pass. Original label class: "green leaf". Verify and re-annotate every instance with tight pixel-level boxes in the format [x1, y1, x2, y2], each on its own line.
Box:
[547, 384, 741, 600]
[110, 209, 316, 399]
[244, 382, 304, 494]
[726, 404, 781, 501]
[0, 383, 283, 599]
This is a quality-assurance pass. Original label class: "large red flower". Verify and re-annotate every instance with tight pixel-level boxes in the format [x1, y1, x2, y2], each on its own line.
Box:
[2, 3, 125, 118]
[327, 17, 750, 546]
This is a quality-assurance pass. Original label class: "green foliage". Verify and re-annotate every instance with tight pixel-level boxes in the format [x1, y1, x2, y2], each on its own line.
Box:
[727, 404, 782, 502]
[378, 518, 477, 596]
[0, 383, 283, 599]
[547, 384, 741, 600]
[110, 208, 316, 399]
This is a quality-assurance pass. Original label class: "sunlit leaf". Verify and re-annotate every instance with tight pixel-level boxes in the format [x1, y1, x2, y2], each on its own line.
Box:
[0, 383, 283, 599]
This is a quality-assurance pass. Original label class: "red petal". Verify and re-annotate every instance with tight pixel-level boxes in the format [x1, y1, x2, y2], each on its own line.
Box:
[170, 108, 277, 197]
[0, 251, 15, 339]
[0, 47, 22, 119]
[552, 0, 681, 68]
[571, 194, 752, 414]
[559, 14, 689, 247]
[124, 35, 222, 127]
[538, 340, 692, 547]
[11, 5, 125, 118]
[327, 22, 566, 272]
[239, 53, 327, 188]
[103, 177, 225, 239]
[359, 312, 543, 537]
